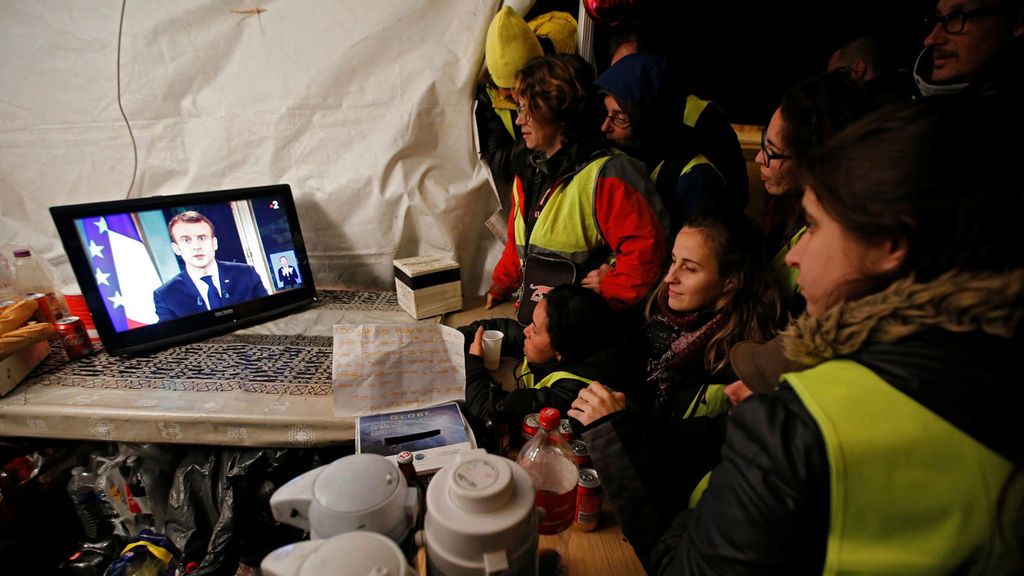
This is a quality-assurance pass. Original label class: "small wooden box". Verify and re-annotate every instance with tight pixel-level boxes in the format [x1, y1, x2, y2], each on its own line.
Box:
[1, 340, 50, 397]
[394, 255, 463, 320]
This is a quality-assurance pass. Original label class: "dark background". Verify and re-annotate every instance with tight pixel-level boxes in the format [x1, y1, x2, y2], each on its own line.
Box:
[529, 0, 933, 124]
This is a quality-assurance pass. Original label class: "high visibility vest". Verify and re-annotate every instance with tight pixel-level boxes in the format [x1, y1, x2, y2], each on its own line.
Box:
[512, 155, 612, 267]
[786, 360, 1019, 575]
[514, 357, 593, 389]
[649, 154, 721, 185]
[683, 94, 710, 129]
[771, 225, 806, 307]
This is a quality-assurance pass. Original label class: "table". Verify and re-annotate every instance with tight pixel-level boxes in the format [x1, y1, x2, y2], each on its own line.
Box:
[0, 290, 419, 446]
[1, 290, 647, 575]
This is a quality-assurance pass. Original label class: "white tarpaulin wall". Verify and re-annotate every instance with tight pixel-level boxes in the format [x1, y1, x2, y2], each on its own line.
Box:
[0, 0, 511, 295]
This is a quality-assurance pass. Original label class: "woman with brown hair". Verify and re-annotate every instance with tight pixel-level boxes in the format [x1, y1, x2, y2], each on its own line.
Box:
[486, 54, 666, 314]
[577, 100, 1024, 574]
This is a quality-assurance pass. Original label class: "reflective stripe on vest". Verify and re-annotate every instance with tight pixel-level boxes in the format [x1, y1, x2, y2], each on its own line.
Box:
[786, 360, 1016, 575]
[683, 94, 709, 129]
[650, 154, 721, 184]
[512, 156, 612, 265]
[514, 357, 594, 389]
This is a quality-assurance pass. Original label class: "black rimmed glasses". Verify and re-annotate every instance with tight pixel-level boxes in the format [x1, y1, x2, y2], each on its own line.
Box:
[760, 127, 792, 167]
[604, 113, 631, 129]
[923, 4, 1008, 34]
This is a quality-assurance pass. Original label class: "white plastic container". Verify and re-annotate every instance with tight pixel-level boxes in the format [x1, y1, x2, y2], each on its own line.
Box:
[0, 253, 18, 301]
[269, 453, 419, 543]
[261, 532, 414, 576]
[423, 449, 538, 575]
[12, 248, 54, 296]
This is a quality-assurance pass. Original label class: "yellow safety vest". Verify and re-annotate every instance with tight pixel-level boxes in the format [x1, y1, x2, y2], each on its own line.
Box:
[786, 360, 1019, 575]
[512, 156, 611, 266]
[683, 94, 710, 129]
[771, 226, 806, 310]
[514, 357, 593, 389]
[649, 154, 721, 185]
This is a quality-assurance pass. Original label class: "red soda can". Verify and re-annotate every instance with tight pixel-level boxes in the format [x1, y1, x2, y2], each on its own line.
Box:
[558, 418, 573, 442]
[55, 316, 93, 359]
[569, 439, 592, 468]
[28, 292, 58, 324]
[521, 413, 540, 442]
[575, 468, 602, 532]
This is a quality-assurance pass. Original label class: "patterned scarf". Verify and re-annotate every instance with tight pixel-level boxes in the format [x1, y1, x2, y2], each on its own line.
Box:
[643, 288, 727, 411]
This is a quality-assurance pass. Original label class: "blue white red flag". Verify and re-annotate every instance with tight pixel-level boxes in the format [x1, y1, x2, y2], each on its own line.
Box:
[82, 214, 162, 331]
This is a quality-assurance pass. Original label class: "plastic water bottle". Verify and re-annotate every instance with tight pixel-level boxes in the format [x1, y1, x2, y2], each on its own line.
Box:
[516, 407, 578, 535]
[67, 466, 113, 540]
[0, 253, 18, 301]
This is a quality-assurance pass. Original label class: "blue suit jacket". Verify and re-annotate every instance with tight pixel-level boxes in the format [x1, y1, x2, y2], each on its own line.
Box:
[153, 260, 269, 322]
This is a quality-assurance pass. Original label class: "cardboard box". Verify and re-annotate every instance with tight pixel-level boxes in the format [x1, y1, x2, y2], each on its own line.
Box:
[0, 340, 50, 397]
[394, 255, 462, 319]
[355, 402, 476, 476]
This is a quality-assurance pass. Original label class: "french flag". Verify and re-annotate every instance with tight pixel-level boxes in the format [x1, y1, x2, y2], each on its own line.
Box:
[82, 214, 162, 331]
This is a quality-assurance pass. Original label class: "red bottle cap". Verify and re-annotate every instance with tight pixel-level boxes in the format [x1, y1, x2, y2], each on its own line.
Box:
[538, 407, 560, 430]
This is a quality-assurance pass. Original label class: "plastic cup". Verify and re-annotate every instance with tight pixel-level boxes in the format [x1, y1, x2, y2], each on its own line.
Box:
[482, 330, 504, 371]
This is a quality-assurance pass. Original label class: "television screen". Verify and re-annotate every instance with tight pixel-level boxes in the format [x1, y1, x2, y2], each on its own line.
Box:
[50, 184, 317, 354]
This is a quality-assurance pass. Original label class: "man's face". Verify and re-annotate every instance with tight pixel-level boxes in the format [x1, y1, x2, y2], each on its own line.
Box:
[170, 221, 217, 271]
[280, 257, 288, 267]
[925, 0, 1023, 84]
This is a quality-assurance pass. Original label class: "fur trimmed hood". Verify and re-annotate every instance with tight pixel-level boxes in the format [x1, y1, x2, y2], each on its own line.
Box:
[783, 269, 1024, 366]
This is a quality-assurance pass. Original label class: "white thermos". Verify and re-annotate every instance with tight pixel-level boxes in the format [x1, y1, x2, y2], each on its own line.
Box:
[261, 531, 415, 576]
[269, 453, 419, 542]
[422, 449, 538, 575]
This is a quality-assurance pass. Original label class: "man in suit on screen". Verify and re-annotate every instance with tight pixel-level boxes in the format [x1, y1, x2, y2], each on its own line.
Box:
[153, 210, 268, 322]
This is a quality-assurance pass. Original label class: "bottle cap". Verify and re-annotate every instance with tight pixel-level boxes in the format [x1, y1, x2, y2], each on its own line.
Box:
[538, 407, 560, 430]
[397, 451, 413, 465]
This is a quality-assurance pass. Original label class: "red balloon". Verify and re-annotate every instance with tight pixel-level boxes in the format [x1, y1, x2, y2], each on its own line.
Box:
[583, 0, 635, 27]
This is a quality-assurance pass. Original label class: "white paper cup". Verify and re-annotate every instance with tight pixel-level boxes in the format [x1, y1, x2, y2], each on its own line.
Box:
[482, 330, 504, 371]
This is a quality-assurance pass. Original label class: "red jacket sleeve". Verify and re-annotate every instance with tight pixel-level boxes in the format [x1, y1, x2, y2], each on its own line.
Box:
[593, 156, 667, 308]
[489, 177, 524, 300]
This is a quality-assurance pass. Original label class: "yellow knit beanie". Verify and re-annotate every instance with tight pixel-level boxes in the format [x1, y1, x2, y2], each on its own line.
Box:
[528, 11, 578, 55]
[485, 6, 543, 89]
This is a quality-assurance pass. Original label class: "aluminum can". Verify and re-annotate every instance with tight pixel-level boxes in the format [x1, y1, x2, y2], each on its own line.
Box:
[56, 316, 93, 359]
[575, 468, 602, 531]
[28, 292, 58, 324]
[521, 413, 540, 442]
[569, 439, 592, 468]
[558, 418, 573, 442]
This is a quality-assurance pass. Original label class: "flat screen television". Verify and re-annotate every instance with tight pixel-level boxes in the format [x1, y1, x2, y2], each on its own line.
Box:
[50, 184, 317, 355]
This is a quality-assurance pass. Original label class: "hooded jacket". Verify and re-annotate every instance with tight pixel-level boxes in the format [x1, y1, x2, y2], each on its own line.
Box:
[585, 268, 1024, 574]
[595, 52, 748, 225]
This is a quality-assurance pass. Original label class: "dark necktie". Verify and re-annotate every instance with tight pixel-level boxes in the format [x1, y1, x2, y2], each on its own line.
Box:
[201, 275, 222, 309]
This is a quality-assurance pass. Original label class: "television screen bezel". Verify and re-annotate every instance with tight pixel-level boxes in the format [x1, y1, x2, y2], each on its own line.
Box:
[50, 184, 317, 355]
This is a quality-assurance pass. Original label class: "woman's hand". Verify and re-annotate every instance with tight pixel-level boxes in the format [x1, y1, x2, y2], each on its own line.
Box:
[468, 326, 485, 357]
[568, 381, 626, 426]
[724, 379, 753, 407]
[581, 264, 612, 293]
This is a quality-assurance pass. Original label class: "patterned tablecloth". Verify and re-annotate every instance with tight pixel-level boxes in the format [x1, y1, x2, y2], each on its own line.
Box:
[0, 290, 437, 447]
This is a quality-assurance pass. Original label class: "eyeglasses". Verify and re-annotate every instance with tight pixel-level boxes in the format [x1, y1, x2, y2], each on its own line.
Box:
[604, 113, 630, 129]
[760, 127, 792, 167]
[923, 4, 1007, 34]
